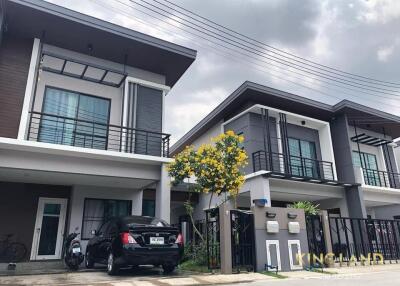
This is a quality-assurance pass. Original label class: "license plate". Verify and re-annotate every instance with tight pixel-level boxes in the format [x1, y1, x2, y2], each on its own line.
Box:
[150, 237, 164, 245]
[72, 247, 81, 253]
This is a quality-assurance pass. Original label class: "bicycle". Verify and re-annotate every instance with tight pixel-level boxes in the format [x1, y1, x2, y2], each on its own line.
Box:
[0, 234, 27, 262]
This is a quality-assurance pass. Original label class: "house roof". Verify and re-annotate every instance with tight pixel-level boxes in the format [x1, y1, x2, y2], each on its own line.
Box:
[171, 81, 400, 154]
[3, 0, 196, 87]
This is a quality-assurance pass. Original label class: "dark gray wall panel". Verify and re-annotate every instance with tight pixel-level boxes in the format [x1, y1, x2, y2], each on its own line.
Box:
[0, 182, 71, 262]
[135, 85, 163, 156]
[0, 35, 32, 138]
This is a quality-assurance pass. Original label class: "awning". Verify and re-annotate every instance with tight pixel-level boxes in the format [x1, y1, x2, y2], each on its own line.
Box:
[350, 133, 393, 147]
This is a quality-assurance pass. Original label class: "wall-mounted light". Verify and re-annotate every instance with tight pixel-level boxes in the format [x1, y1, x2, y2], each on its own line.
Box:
[253, 199, 268, 207]
[301, 120, 306, 126]
[287, 213, 298, 219]
[266, 212, 276, 218]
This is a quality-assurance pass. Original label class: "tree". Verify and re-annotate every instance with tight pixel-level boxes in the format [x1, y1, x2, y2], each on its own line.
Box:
[167, 131, 248, 239]
[289, 201, 320, 215]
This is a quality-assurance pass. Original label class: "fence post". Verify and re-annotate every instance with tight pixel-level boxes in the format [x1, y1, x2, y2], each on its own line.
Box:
[219, 201, 233, 274]
[320, 210, 333, 266]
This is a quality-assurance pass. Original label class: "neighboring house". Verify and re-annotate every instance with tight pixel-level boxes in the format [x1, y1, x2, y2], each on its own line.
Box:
[0, 0, 196, 261]
[171, 81, 400, 223]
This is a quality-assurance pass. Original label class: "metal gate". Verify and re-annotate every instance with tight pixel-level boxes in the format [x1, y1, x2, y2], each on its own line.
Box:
[329, 217, 400, 262]
[205, 208, 220, 269]
[230, 210, 256, 272]
[306, 214, 326, 264]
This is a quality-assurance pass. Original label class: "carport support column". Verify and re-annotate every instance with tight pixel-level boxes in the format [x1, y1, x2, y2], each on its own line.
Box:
[219, 200, 234, 274]
[155, 163, 171, 223]
[248, 175, 271, 207]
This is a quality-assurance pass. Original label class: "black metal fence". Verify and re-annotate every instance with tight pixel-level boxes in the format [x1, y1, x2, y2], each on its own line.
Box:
[362, 168, 400, 189]
[253, 150, 335, 181]
[206, 208, 220, 270]
[230, 210, 256, 272]
[328, 217, 400, 262]
[306, 215, 327, 264]
[27, 111, 170, 157]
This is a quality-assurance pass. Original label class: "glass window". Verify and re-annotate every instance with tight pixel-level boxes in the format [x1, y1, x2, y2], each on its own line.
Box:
[39, 87, 110, 150]
[142, 199, 155, 217]
[82, 198, 131, 239]
[352, 151, 380, 186]
[288, 138, 318, 178]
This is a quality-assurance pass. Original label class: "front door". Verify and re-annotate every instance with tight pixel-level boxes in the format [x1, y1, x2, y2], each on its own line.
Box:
[30, 198, 68, 260]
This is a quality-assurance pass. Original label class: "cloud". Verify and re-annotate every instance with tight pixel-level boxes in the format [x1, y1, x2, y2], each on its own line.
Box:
[358, 0, 400, 24]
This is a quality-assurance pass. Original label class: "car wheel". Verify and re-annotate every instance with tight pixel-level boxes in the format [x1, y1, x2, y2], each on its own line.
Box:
[85, 250, 94, 269]
[107, 252, 119, 275]
[162, 264, 175, 274]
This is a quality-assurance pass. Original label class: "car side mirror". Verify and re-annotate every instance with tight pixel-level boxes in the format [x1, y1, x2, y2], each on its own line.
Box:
[91, 230, 97, 236]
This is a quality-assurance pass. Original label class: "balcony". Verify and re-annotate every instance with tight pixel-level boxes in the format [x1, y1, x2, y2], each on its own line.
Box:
[361, 168, 400, 189]
[27, 111, 170, 157]
[252, 150, 336, 182]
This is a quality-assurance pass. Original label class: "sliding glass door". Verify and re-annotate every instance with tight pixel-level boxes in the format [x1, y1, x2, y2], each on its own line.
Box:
[352, 151, 380, 186]
[288, 138, 318, 178]
[39, 87, 110, 150]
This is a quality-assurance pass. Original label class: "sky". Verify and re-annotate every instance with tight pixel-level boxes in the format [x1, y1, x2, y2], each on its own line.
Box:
[46, 0, 400, 143]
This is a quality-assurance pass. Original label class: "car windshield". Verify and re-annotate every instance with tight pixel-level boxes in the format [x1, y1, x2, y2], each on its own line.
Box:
[123, 216, 169, 228]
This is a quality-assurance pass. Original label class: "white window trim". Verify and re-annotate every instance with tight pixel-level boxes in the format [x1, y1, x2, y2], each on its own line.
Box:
[18, 38, 41, 140]
[266, 240, 281, 271]
[288, 239, 302, 270]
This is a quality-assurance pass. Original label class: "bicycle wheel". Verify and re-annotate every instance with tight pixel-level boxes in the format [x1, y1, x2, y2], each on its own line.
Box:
[5, 243, 27, 262]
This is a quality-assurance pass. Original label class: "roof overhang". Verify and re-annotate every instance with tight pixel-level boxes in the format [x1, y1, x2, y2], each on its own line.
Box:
[2, 0, 196, 87]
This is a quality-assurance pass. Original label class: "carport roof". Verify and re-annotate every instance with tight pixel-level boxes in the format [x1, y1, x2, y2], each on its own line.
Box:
[171, 81, 400, 154]
[2, 0, 197, 87]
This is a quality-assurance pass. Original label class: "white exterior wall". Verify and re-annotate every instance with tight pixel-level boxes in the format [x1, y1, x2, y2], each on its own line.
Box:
[68, 185, 143, 252]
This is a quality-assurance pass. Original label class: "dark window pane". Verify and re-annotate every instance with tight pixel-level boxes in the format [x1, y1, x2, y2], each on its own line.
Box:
[82, 199, 131, 239]
[43, 203, 61, 215]
[38, 216, 59, 255]
[142, 199, 155, 217]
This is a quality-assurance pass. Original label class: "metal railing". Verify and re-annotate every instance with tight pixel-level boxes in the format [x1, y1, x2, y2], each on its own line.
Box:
[252, 150, 335, 180]
[27, 111, 170, 157]
[362, 168, 400, 189]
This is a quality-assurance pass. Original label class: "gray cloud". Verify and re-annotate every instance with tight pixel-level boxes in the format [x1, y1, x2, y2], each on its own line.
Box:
[46, 0, 400, 143]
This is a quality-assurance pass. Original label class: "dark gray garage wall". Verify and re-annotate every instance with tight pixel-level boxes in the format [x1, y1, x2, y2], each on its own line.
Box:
[252, 207, 308, 272]
[0, 182, 71, 261]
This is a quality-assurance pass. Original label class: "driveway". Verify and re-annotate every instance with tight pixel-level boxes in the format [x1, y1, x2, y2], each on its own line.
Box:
[1, 264, 400, 286]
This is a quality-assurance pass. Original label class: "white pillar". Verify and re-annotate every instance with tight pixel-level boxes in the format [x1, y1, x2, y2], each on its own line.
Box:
[248, 175, 271, 207]
[132, 189, 143, 216]
[18, 38, 41, 140]
[155, 163, 171, 222]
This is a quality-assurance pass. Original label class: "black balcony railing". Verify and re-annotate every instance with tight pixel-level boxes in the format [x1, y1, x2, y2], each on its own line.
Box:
[252, 150, 335, 181]
[362, 168, 400, 189]
[27, 111, 170, 157]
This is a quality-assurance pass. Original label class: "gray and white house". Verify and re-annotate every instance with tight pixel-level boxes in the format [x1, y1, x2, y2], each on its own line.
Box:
[171, 81, 400, 223]
[0, 0, 196, 261]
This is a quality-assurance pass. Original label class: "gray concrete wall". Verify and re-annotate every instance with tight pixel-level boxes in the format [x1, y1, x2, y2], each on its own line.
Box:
[252, 206, 308, 271]
[371, 204, 400, 219]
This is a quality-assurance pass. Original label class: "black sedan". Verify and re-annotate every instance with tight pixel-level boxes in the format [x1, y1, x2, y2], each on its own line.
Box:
[85, 216, 184, 275]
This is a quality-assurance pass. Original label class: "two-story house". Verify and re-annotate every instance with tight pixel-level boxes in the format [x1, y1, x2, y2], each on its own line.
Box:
[0, 0, 196, 261]
[171, 81, 400, 223]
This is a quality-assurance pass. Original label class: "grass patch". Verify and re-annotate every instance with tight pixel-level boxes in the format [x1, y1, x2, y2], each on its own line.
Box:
[259, 271, 287, 279]
[308, 268, 338, 275]
[179, 260, 211, 273]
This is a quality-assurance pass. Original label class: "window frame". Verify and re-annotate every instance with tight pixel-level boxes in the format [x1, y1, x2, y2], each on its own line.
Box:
[81, 198, 132, 240]
[38, 85, 112, 149]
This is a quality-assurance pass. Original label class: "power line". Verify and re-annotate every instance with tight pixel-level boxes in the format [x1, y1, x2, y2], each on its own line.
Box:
[108, 0, 400, 103]
[159, 0, 400, 88]
[97, 0, 400, 109]
[128, 0, 400, 97]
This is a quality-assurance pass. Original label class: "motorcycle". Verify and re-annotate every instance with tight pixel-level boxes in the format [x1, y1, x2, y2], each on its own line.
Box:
[64, 231, 84, 270]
